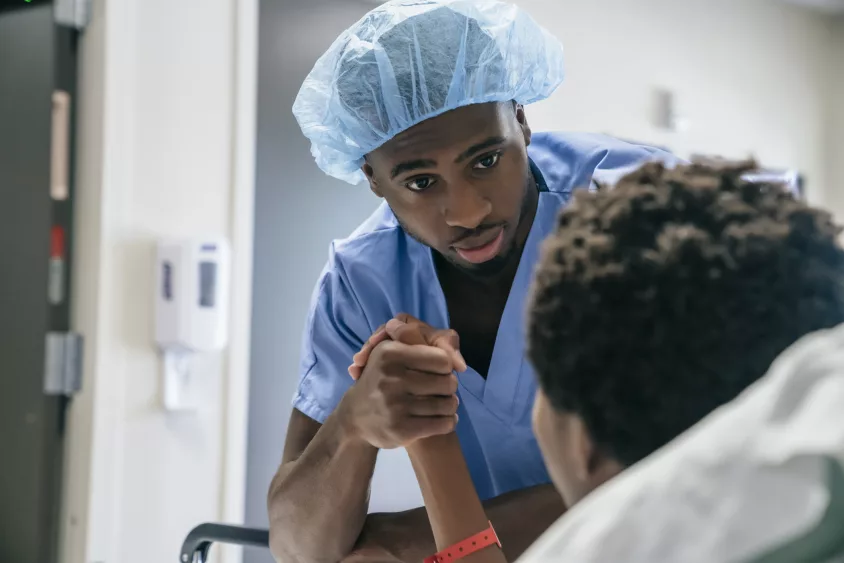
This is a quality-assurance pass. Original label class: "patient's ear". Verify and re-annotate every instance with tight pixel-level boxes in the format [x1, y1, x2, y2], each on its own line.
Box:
[564, 416, 625, 504]
[580, 423, 625, 492]
[533, 392, 625, 506]
[571, 417, 595, 482]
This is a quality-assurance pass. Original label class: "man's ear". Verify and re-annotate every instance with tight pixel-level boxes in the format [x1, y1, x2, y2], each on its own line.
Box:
[514, 103, 532, 147]
[362, 161, 383, 198]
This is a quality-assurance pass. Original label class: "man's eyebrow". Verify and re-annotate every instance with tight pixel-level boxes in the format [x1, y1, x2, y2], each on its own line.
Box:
[390, 159, 438, 180]
[455, 136, 507, 163]
[387, 136, 506, 178]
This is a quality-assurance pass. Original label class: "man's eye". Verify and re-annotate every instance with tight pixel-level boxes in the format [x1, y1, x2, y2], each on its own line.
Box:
[474, 153, 501, 170]
[405, 177, 434, 191]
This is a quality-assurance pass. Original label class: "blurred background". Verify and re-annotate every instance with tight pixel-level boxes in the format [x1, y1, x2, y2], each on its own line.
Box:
[1, 0, 842, 562]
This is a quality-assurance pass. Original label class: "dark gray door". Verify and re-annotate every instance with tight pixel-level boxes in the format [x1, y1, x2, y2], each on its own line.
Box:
[0, 3, 78, 562]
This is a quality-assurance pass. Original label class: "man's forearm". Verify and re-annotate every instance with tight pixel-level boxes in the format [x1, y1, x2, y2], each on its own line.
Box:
[350, 483, 565, 563]
[268, 411, 379, 563]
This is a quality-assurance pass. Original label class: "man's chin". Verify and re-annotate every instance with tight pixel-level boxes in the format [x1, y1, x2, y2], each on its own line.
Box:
[449, 251, 513, 279]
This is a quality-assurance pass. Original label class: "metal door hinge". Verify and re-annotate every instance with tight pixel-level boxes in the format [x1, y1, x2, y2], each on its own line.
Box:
[44, 332, 84, 396]
[55, 0, 92, 30]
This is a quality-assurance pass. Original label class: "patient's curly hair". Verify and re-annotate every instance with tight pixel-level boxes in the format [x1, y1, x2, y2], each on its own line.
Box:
[527, 159, 844, 466]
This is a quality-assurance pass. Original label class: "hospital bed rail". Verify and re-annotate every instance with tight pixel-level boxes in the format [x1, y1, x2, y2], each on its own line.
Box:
[180, 522, 269, 563]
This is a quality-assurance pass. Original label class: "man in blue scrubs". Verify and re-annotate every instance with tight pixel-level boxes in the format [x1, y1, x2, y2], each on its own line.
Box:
[267, 2, 676, 562]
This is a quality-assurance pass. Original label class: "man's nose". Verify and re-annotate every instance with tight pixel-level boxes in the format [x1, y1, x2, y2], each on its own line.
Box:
[442, 184, 492, 229]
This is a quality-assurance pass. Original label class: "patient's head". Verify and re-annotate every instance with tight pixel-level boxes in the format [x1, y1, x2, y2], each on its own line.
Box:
[527, 159, 844, 507]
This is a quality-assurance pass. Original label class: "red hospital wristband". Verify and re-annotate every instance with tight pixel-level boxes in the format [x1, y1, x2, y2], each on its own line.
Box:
[423, 522, 502, 563]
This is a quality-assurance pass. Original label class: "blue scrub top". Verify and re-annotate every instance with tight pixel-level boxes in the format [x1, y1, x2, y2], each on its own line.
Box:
[293, 132, 676, 500]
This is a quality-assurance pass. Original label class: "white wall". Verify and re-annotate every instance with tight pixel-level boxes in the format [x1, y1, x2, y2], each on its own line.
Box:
[526, 0, 831, 201]
[827, 17, 844, 219]
[246, 4, 842, 563]
[60, 1, 253, 562]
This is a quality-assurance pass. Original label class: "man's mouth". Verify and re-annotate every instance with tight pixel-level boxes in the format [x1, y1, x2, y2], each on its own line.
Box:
[453, 227, 505, 264]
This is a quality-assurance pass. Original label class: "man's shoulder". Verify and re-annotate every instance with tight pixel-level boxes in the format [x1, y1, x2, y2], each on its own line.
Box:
[322, 202, 415, 290]
[529, 132, 678, 194]
[530, 131, 673, 161]
[331, 201, 402, 256]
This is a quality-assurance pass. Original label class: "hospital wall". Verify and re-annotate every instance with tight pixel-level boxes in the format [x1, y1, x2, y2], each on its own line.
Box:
[829, 18, 844, 220]
[526, 0, 833, 201]
[246, 4, 844, 561]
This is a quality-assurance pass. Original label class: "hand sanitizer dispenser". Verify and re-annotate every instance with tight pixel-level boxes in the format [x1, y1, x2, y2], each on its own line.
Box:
[155, 237, 230, 411]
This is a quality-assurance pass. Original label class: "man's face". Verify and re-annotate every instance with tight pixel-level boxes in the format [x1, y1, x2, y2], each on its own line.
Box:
[532, 389, 624, 508]
[363, 102, 533, 276]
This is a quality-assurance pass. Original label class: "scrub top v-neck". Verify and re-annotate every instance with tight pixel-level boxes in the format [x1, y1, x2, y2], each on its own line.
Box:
[293, 132, 677, 500]
[421, 183, 562, 497]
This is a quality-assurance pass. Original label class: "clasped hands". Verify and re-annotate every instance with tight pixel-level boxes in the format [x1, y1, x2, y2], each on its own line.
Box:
[336, 314, 467, 450]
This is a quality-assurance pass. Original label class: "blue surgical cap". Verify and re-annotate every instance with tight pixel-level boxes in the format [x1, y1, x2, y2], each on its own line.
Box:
[292, 0, 566, 184]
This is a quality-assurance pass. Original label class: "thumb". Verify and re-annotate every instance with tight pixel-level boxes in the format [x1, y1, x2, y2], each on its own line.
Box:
[430, 329, 467, 373]
[384, 318, 427, 346]
[385, 319, 467, 373]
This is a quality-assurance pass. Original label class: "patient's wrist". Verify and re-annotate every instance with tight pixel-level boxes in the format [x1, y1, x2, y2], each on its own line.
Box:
[407, 433, 461, 464]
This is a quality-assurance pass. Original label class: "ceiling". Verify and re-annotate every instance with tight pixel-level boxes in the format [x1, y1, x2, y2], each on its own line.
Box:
[776, 0, 844, 14]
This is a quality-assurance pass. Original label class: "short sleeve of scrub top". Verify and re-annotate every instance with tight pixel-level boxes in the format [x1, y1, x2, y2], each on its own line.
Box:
[293, 242, 371, 423]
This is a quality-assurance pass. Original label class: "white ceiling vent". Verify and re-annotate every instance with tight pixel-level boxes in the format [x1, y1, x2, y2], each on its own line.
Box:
[776, 0, 844, 14]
